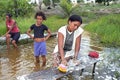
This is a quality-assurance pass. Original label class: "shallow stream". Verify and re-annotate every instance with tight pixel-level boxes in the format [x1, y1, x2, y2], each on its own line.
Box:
[0, 32, 120, 80]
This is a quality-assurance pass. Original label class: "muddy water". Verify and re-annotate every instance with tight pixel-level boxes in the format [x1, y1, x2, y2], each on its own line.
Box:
[0, 33, 120, 80]
[0, 37, 56, 80]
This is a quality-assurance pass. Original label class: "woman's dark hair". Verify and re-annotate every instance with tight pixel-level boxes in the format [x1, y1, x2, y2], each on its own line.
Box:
[35, 11, 46, 20]
[68, 15, 82, 24]
[6, 13, 12, 18]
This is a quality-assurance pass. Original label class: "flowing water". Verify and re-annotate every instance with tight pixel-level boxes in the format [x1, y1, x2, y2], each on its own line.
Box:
[0, 32, 120, 80]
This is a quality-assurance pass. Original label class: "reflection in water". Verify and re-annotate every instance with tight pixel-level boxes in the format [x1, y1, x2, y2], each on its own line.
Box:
[0, 36, 120, 80]
[0, 48, 21, 80]
[0, 37, 56, 80]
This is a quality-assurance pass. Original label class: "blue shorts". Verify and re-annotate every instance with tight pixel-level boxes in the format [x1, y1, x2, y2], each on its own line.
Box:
[34, 41, 47, 56]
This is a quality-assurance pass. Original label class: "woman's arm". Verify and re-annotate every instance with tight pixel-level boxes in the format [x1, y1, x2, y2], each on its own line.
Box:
[74, 35, 82, 59]
[58, 32, 67, 65]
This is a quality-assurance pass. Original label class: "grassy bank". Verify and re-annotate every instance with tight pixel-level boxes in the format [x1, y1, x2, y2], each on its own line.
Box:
[17, 15, 67, 33]
[84, 14, 120, 47]
[0, 15, 67, 36]
[0, 3, 120, 47]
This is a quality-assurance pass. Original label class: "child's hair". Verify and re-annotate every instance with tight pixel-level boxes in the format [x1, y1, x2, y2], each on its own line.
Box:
[35, 11, 46, 20]
[6, 13, 12, 18]
[68, 15, 82, 24]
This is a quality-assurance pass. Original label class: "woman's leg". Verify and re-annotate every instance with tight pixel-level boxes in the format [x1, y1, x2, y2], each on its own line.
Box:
[12, 32, 20, 48]
[12, 40, 18, 48]
[6, 34, 11, 49]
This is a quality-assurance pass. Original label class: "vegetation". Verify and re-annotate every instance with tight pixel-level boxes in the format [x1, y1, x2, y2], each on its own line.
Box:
[0, 1, 120, 47]
[43, 0, 60, 6]
[60, 0, 73, 17]
[0, 15, 67, 36]
[0, 0, 33, 17]
[84, 14, 120, 47]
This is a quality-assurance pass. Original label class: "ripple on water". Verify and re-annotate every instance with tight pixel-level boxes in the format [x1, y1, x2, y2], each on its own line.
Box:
[0, 36, 120, 80]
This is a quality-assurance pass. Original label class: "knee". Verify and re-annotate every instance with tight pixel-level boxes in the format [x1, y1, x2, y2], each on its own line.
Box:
[6, 34, 10, 39]
[12, 40, 16, 44]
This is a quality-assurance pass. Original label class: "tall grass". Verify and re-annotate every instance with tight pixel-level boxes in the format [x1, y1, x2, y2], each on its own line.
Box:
[0, 15, 67, 36]
[43, 15, 67, 32]
[85, 14, 120, 47]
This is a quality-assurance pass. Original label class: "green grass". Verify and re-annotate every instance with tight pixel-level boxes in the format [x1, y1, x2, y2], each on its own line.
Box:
[16, 15, 35, 34]
[0, 3, 120, 47]
[43, 16, 67, 32]
[79, 3, 120, 11]
[0, 15, 67, 36]
[84, 14, 120, 47]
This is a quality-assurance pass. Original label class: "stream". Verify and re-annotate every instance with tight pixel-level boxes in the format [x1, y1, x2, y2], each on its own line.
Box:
[0, 32, 120, 80]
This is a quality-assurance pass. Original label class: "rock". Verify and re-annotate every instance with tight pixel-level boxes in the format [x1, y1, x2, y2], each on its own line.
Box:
[0, 33, 57, 45]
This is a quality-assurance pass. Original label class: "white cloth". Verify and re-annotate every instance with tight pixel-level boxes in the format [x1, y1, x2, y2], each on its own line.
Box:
[53, 25, 84, 57]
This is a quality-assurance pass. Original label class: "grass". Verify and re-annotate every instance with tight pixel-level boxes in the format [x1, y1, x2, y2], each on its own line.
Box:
[78, 3, 120, 11]
[0, 15, 67, 36]
[0, 3, 120, 47]
[84, 14, 120, 47]
[43, 16, 67, 32]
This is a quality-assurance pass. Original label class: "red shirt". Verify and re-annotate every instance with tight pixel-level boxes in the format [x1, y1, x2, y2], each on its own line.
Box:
[6, 19, 20, 33]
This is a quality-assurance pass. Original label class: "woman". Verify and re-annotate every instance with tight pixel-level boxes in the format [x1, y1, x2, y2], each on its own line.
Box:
[5, 13, 20, 49]
[53, 15, 84, 67]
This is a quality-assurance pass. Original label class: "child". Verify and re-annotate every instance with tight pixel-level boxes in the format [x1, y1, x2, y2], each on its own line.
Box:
[52, 15, 84, 67]
[5, 13, 20, 49]
[27, 11, 51, 66]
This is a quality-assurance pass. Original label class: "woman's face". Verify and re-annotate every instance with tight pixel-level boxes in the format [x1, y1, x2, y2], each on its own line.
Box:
[68, 21, 81, 32]
[36, 16, 43, 25]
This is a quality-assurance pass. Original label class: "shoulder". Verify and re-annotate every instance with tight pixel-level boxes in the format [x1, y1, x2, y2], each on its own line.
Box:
[77, 27, 84, 32]
[30, 24, 36, 29]
[31, 24, 35, 27]
[41, 24, 48, 30]
[58, 25, 67, 32]
[74, 27, 84, 36]
[42, 24, 48, 28]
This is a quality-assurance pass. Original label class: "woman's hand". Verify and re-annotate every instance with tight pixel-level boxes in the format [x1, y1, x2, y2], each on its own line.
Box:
[74, 55, 77, 60]
[61, 59, 67, 66]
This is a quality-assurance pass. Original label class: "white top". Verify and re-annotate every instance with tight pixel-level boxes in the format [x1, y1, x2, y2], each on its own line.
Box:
[53, 25, 84, 57]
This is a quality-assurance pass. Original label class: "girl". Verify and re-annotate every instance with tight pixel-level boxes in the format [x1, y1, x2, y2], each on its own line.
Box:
[5, 13, 20, 49]
[27, 11, 51, 66]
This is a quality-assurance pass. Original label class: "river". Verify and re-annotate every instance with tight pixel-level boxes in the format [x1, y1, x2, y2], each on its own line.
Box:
[0, 32, 120, 80]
